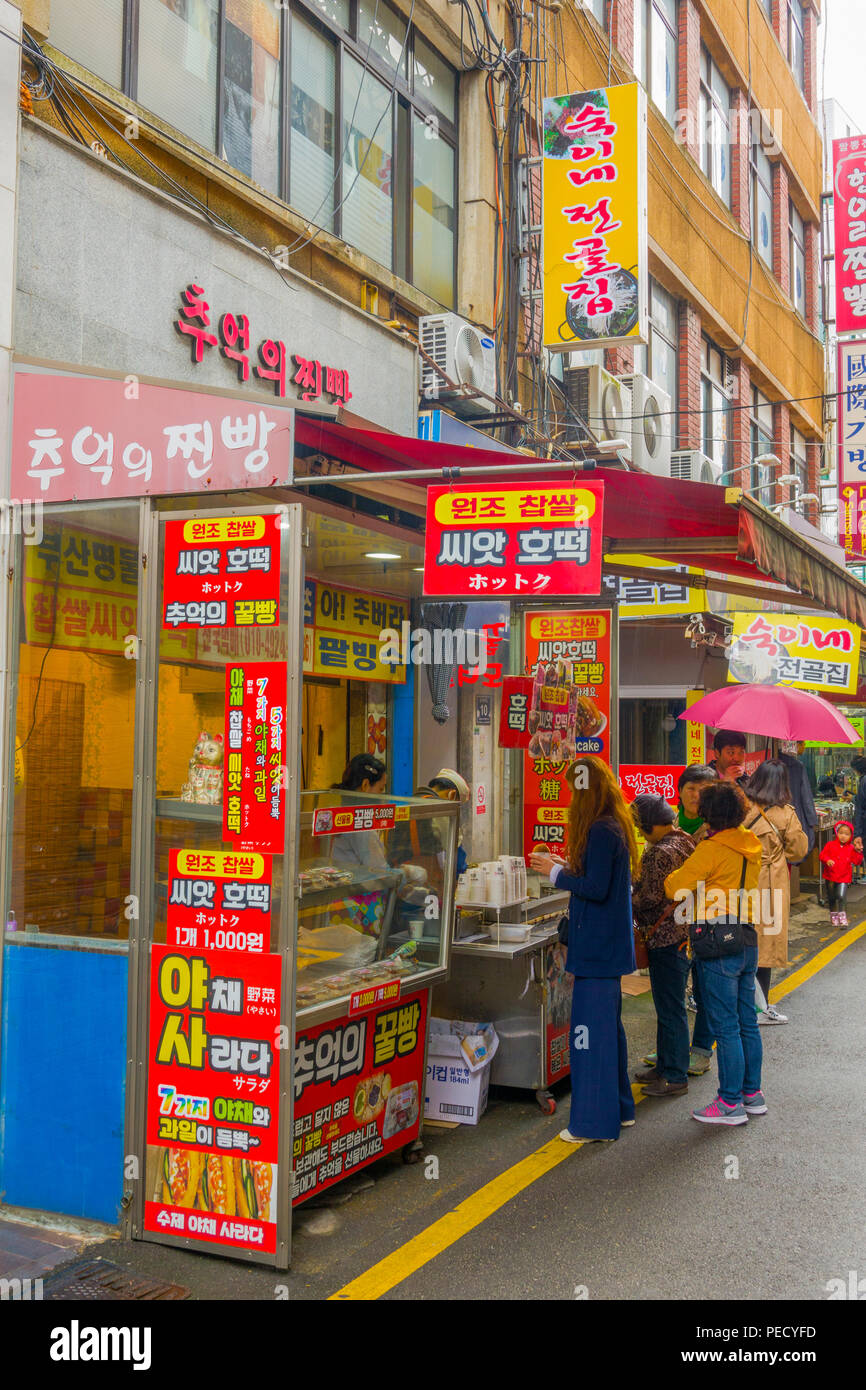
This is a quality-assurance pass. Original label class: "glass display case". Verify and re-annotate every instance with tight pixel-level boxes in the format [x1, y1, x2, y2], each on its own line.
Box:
[295, 789, 458, 1020]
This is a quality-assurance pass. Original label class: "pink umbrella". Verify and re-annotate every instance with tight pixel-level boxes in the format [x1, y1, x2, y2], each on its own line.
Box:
[678, 683, 861, 744]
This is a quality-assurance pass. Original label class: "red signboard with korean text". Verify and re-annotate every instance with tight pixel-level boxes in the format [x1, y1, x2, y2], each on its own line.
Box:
[224, 663, 287, 853]
[163, 515, 281, 631]
[311, 803, 409, 837]
[833, 137, 866, 334]
[11, 369, 293, 503]
[618, 766, 685, 804]
[499, 676, 535, 748]
[166, 849, 272, 954]
[522, 609, 612, 857]
[423, 481, 604, 598]
[144, 943, 281, 1256]
[292, 990, 427, 1205]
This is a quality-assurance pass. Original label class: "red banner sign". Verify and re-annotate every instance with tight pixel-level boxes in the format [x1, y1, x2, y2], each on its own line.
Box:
[422, 481, 604, 597]
[499, 676, 535, 748]
[312, 803, 409, 837]
[293, 990, 427, 1206]
[163, 515, 281, 630]
[522, 609, 612, 857]
[224, 662, 287, 853]
[833, 138, 866, 333]
[166, 849, 272, 954]
[349, 980, 401, 1017]
[618, 765, 685, 803]
[11, 369, 293, 503]
[144, 943, 282, 1255]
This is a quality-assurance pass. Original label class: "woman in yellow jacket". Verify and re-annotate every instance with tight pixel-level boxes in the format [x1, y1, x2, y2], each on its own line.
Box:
[664, 782, 764, 1127]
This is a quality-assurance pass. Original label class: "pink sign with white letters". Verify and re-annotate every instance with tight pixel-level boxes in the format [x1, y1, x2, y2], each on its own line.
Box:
[11, 369, 294, 502]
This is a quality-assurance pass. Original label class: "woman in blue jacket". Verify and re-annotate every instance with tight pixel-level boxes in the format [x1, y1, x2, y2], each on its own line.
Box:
[530, 756, 640, 1142]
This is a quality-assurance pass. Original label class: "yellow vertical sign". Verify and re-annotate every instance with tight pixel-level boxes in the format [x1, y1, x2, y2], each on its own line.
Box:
[542, 82, 647, 351]
[685, 690, 705, 767]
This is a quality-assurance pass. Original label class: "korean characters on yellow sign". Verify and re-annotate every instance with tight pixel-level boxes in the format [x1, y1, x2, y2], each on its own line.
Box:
[542, 82, 647, 351]
[303, 579, 408, 683]
[728, 614, 861, 695]
[602, 555, 707, 618]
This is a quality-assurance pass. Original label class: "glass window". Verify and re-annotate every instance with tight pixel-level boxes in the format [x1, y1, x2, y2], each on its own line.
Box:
[699, 46, 731, 207]
[222, 0, 281, 194]
[788, 1, 805, 92]
[701, 338, 731, 481]
[633, 0, 647, 87]
[290, 16, 337, 231]
[586, 0, 605, 20]
[412, 113, 455, 306]
[341, 54, 394, 271]
[138, 0, 220, 150]
[647, 280, 678, 402]
[751, 387, 775, 505]
[790, 425, 808, 493]
[789, 200, 806, 317]
[751, 137, 773, 270]
[413, 35, 456, 123]
[49, 0, 123, 87]
[357, 0, 408, 78]
[304, 0, 350, 28]
[649, 0, 677, 127]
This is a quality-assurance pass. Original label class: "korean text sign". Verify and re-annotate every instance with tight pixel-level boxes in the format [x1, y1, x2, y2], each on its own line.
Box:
[293, 990, 427, 1205]
[602, 555, 707, 618]
[303, 578, 407, 684]
[312, 803, 409, 837]
[836, 340, 866, 558]
[163, 515, 281, 631]
[423, 481, 604, 598]
[224, 663, 287, 852]
[11, 369, 293, 502]
[833, 137, 866, 333]
[144, 944, 281, 1255]
[618, 766, 686, 804]
[166, 849, 272, 954]
[523, 610, 612, 856]
[542, 82, 647, 351]
[728, 614, 860, 696]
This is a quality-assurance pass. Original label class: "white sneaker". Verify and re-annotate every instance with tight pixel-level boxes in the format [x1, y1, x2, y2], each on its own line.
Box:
[758, 1005, 788, 1025]
[558, 1129, 610, 1143]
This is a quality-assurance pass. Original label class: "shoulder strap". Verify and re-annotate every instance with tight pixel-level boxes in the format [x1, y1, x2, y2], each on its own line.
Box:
[737, 853, 748, 924]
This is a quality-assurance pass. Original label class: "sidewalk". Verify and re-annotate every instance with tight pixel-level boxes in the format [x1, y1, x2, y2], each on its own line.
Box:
[0, 1217, 86, 1285]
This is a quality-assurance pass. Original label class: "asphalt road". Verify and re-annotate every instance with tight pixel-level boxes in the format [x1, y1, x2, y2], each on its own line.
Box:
[69, 923, 866, 1303]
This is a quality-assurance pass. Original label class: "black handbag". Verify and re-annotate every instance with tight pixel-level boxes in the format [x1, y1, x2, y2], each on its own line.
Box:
[557, 915, 569, 945]
[689, 856, 748, 961]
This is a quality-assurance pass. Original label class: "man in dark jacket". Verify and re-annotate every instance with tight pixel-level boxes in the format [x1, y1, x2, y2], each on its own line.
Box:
[779, 742, 819, 855]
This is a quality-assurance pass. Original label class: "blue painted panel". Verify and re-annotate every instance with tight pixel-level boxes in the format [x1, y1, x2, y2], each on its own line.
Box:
[391, 661, 416, 796]
[0, 940, 127, 1224]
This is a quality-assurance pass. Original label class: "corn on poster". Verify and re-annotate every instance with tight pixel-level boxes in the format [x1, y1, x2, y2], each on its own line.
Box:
[543, 82, 647, 352]
[728, 614, 861, 695]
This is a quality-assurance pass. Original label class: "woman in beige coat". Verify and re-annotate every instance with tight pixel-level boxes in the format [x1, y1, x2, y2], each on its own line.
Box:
[742, 759, 809, 1025]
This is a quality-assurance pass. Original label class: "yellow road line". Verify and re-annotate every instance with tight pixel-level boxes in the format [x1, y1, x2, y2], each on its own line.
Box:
[331, 1083, 645, 1301]
[331, 925, 866, 1301]
[770, 917, 866, 1003]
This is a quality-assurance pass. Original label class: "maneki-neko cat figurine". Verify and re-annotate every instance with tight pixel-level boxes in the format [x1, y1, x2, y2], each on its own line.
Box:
[181, 731, 224, 805]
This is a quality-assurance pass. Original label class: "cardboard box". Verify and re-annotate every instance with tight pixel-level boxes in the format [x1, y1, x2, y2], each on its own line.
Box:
[424, 1019, 499, 1126]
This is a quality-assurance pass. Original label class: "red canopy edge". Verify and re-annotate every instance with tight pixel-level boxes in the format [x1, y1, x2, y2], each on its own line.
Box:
[293, 418, 866, 628]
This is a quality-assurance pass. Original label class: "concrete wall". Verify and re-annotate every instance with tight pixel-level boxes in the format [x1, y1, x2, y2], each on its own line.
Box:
[15, 123, 419, 434]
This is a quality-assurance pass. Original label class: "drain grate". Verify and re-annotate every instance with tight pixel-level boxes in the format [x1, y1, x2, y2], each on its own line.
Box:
[43, 1258, 189, 1301]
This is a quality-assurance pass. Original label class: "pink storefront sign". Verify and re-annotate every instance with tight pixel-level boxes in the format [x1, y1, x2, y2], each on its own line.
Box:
[11, 369, 295, 502]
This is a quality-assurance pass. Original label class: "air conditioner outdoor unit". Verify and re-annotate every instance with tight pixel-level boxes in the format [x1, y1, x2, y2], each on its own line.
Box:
[418, 313, 497, 416]
[619, 373, 671, 476]
[670, 450, 722, 484]
[562, 365, 632, 459]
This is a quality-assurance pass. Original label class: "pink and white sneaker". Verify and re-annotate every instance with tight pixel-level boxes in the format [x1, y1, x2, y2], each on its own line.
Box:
[839, 912, 849, 927]
[692, 1096, 748, 1126]
[830, 912, 840, 927]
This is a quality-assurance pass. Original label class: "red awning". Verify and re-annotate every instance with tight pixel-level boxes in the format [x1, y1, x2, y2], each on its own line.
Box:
[293, 418, 866, 628]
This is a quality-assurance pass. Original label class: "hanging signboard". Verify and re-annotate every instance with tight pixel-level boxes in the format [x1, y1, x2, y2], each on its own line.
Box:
[11, 368, 294, 502]
[498, 676, 535, 747]
[224, 662, 287, 852]
[522, 609, 612, 856]
[832, 136, 866, 334]
[728, 614, 861, 695]
[602, 555, 707, 617]
[836, 339, 866, 558]
[143, 943, 282, 1258]
[292, 990, 427, 1205]
[685, 690, 706, 766]
[542, 82, 647, 352]
[423, 481, 604, 598]
[163, 515, 282, 630]
[311, 803, 410, 837]
[303, 579, 408, 684]
[166, 849, 272, 954]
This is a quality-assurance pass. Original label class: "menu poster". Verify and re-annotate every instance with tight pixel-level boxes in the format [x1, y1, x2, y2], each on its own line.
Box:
[166, 849, 272, 954]
[163, 514, 281, 630]
[522, 610, 612, 857]
[224, 662, 287, 854]
[293, 990, 427, 1206]
[144, 944, 282, 1256]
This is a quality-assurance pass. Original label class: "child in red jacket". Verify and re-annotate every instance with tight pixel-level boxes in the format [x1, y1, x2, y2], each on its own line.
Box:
[819, 820, 863, 927]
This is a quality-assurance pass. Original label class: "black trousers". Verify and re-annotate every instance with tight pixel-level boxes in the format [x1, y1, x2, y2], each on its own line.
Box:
[827, 882, 848, 911]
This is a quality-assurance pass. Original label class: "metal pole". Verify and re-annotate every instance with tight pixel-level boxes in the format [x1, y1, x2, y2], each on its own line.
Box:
[290, 458, 619, 486]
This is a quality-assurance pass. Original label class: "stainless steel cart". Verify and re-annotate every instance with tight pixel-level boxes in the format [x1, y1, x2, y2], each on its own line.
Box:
[433, 891, 572, 1114]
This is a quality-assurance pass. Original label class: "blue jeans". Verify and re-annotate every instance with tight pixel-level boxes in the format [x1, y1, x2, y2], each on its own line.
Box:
[647, 942, 691, 1083]
[690, 963, 714, 1055]
[694, 946, 762, 1106]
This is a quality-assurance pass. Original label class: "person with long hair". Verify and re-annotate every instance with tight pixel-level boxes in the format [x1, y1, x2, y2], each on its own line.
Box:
[741, 759, 808, 1025]
[530, 756, 641, 1143]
